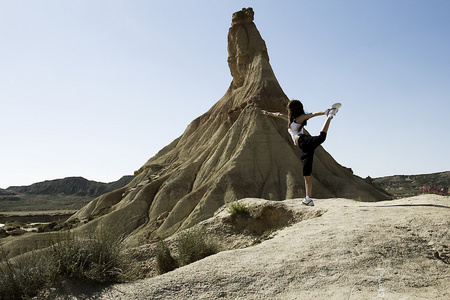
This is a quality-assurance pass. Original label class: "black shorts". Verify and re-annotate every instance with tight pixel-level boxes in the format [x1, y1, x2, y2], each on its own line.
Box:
[298, 132, 327, 176]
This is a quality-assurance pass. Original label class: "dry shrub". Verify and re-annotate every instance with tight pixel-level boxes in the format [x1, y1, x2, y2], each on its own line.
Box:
[155, 240, 179, 274]
[0, 248, 54, 300]
[177, 228, 219, 267]
[49, 229, 130, 284]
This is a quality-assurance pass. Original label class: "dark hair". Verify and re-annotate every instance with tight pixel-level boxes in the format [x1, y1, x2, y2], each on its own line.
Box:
[288, 100, 307, 126]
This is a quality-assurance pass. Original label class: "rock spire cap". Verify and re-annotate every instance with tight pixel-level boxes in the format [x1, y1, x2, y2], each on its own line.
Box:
[232, 7, 254, 25]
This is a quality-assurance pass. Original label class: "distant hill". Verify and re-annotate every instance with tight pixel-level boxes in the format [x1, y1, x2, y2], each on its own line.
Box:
[6, 176, 133, 196]
[0, 176, 133, 212]
[0, 189, 20, 202]
[373, 171, 450, 198]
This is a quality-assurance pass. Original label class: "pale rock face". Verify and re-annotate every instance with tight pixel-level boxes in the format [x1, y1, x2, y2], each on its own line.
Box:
[67, 7, 391, 244]
[228, 7, 268, 88]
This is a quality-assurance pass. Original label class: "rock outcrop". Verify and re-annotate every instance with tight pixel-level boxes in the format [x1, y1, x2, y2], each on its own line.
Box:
[76, 195, 450, 300]
[67, 8, 391, 244]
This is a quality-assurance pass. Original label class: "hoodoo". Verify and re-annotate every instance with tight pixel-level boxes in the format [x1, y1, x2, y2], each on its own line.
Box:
[68, 8, 390, 243]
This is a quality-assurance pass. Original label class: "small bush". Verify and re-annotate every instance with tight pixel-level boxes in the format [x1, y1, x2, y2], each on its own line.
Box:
[49, 229, 129, 284]
[0, 227, 133, 299]
[227, 200, 249, 216]
[0, 229, 8, 238]
[36, 222, 57, 233]
[419, 182, 447, 196]
[155, 240, 178, 274]
[177, 228, 219, 267]
[0, 249, 54, 300]
[3, 221, 25, 232]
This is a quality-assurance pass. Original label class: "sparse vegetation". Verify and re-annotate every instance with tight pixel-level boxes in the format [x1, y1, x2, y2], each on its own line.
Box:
[177, 228, 219, 266]
[0, 249, 55, 300]
[373, 171, 449, 198]
[36, 221, 58, 232]
[0, 194, 94, 212]
[155, 240, 178, 274]
[419, 182, 448, 196]
[155, 228, 220, 274]
[49, 229, 130, 284]
[0, 228, 132, 299]
[227, 200, 249, 216]
[2, 221, 26, 232]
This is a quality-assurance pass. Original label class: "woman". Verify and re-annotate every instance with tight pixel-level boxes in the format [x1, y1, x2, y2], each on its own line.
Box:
[262, 100, 340, 206]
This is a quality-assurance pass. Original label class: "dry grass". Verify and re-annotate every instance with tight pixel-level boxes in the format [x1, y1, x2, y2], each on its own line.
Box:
[155, 228, 220, 274]
[0, 228, 132, 299]
[0, 248, 55, 300]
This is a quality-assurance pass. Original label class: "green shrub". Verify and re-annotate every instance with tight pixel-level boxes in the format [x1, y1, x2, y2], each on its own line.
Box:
[177, 228, 219, 266]
[36, 222, 57, 233]
[155, 240, 178, 274]
[227, 200, 249, 216]
[0, 249, 54, 300]
[419, 182, 447, 196]
[49, 229, 130, 284]
[0, 227, 132, 299]
[3, 221, 25, 232]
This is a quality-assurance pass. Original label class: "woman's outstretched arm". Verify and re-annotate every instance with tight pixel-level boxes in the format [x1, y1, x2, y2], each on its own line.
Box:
[261, 110, 289, 121]
[294, 111, 326, 124]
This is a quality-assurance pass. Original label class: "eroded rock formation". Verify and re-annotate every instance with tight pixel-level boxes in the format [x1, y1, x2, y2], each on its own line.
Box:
[67, 7, 391, 244]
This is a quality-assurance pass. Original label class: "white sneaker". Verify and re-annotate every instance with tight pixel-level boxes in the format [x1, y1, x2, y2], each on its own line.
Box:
[301, 197, 315, 206]
[327, 103, 342, 117]
[326, 108, 336, 117]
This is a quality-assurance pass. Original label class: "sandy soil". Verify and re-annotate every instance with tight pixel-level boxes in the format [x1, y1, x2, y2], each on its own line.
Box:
[44, 195, 450, 299]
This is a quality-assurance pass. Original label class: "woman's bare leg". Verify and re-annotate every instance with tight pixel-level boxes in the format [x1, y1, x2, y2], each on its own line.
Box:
[304, 176, 312, 197]
[321, 116, 333, 133]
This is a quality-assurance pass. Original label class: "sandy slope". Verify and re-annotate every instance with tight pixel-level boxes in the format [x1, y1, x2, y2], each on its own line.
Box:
[48, 195, 450, 299]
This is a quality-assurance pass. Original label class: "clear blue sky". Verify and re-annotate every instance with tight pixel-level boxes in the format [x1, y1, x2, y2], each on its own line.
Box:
[1, 0, 449, 189]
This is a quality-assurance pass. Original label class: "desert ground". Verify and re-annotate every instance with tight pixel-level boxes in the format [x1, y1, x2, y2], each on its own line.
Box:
[41, 194, 449, 299]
